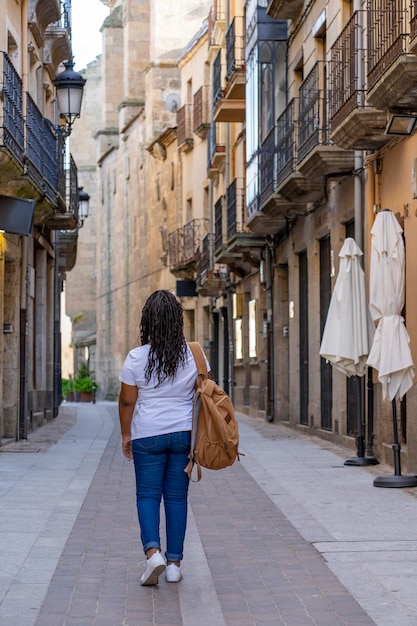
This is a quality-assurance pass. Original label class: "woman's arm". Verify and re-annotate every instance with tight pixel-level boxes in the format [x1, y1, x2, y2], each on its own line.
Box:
[118, 382, 138, 459]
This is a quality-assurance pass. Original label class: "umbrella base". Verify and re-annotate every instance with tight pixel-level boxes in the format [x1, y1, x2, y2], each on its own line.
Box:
[373, 474, 417, 488]
[344, 456, 379, 466]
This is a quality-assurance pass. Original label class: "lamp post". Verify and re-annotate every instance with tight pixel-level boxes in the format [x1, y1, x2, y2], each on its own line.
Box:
[53, 60, 86, 137]
[52, 60, 86, 418]
[78, 187, 90, 226]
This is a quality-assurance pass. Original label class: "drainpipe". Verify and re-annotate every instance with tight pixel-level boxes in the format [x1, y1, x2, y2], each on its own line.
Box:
[19, 0, 29, 439]
[265, 240, 274, 422]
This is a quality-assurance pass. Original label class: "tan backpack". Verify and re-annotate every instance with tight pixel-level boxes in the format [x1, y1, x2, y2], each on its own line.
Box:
[184, 342, 240, 482]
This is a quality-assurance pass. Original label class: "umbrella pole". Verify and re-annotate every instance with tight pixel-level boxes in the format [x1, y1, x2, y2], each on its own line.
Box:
[374, 399, 417, 488]
[365, 367, 378, 463]
[345, 376, 377, 466]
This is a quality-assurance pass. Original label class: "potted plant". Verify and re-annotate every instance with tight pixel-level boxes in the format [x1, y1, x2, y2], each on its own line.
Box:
[62, 376, 75, 402]
[74, 362, 98, 402]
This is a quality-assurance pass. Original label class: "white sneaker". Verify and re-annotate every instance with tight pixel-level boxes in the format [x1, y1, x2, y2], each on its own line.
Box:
[165, 563, 183, 583]
[140, 551, 166, 586]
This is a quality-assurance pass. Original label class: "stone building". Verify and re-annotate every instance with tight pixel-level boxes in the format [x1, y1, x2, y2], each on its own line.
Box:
[69, 0, 417, 476]
[0, 0, 84, 441]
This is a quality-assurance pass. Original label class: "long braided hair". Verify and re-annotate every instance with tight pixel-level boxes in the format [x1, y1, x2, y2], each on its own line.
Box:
[140, 290, 188, 385]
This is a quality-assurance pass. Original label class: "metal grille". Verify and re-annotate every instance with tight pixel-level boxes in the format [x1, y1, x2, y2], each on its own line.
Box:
[212, 51, 222, 109]
[298, 62, 329, 164]
[367, 0, 409, 90]
[260, 128, 275, 206]
[0, 52, 24, 165]
[226, 17, 245, 81]
[226, 178, 244, 239]
[214, 197, 224, 251]
[329, 11, 366, 126]
[276, 99, 296, 188]
[25, 93, 44, 190]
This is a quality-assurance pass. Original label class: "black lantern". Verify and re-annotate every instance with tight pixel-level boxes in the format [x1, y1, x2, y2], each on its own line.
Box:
[54, 60, 86, 136]
[78, 187, 90, 226]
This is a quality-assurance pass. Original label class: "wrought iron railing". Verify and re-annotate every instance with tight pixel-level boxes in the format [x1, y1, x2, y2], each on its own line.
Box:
[0, 52, 24, 165]
[214, 196, 224, 251]
[212, 51, 222, 109]
[298, 62, 329, 163]
[259, 129, 275, 207]
[276, 99, 296, 188]
[197, 232, 212, 276]
[367, 0, 409, 91]
[329, 11, 366, 127]
[226, 16, 245, 81]
[226, 178, 245, 239]
[207, 122, 225, 170]
[68, 154, 78, 217]
[411, 0, 417, 40]
[168, 219, 208, 270]
[49, 0, 72, 38]
[26, 93, 48, 192]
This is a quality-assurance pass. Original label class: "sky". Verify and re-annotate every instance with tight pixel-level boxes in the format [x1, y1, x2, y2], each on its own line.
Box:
[71, 0, 110, 71]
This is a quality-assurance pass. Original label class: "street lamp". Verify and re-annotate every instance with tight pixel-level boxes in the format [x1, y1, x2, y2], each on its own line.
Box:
[54, 60, 86, 137]
[78, 187, 90, 226]
[385, 113, 417, 136]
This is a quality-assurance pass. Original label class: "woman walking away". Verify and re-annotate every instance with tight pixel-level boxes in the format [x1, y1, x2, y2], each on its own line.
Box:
[118, 290, 210, 585]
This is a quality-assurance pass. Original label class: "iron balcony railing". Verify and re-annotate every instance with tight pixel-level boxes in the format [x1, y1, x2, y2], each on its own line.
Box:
[49, 0, 72, 37]
[367, 0, 409, 91]
[168, 219, 208, 270]
[298, 61, 330, 164]
[259, 128, 275, 207]
[329, 11, 366, 127]
[207, 122, 225, 170]
[276, 99, 296, 188]
[212, 51, 223, 110]
[26, 93, 59, 204]
[197, 232, 211, 276]
[226, 16, 245, 81]
[226, 178, 245, 240]
[168, 227, 184, 268]
[214, 196, 224, 251]
[411, 0, 417, 40]
[0, 52, 24, 166]
[68, 154, 78, 217]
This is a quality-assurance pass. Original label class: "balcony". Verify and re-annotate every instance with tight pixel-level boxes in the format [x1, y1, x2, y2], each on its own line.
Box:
[267, 0, 303, 20]
[59, 231, 78, 272]
[213, 17, 245, 123]
[367, 1, 417, 112]
[168, 218, 208, 278]
[1, 50, 79, 230]
[329, 11, 389, 150]
[193, 86, 210, 139]
[207, 123, 226, 180]
[215, 178, 264, 274]
[176, 104, 193, 152]
[44, 1, 72, 71]
[297, 62, 353, 180]
[275, 100, 322, 202]
[28, 0, 61, 45]
[0, 53, 24, 185]
[196, 233, 227, 297]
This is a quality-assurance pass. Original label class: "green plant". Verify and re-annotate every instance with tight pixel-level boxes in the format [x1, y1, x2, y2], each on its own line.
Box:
[74, 362, 98, 394]
[62, 375, 75, 397]
[74, 377, 93, 393]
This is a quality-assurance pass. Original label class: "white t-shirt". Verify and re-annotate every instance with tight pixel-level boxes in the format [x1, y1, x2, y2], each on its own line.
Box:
[119, 343, 210, 440]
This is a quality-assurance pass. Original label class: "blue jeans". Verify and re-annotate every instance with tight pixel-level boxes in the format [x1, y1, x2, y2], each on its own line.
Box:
[132, 431, 191, 562]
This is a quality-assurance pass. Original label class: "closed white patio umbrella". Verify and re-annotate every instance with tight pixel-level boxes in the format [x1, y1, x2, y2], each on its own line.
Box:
[320, 237, 373, 377]
[320, 238, 376, 465]
[366, 209, 417, 487]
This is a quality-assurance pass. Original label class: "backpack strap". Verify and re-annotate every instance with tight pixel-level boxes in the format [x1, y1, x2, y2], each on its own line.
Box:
[185, 342, 207, 483]
[188, 342, 208, 380]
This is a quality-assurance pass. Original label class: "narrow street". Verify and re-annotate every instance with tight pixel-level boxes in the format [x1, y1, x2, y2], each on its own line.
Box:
[1, 403, 417, 625]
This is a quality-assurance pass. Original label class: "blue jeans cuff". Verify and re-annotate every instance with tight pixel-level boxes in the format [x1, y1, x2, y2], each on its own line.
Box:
[165, 551, 183, 562]
[143, 541, 161, 554]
